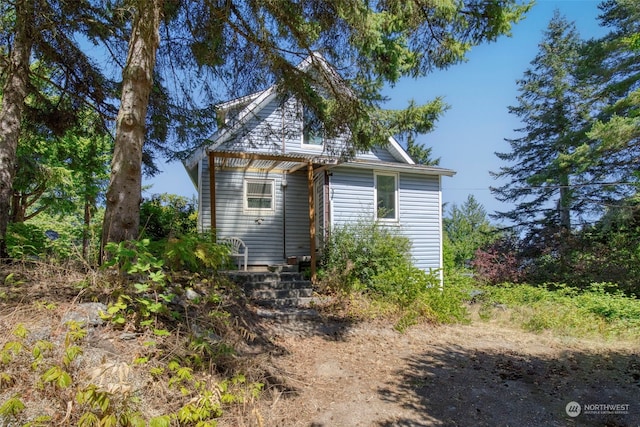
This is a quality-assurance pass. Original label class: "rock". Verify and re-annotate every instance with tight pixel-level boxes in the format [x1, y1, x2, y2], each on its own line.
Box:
[185, 288, 201, 301]
[468, 289, 484, 302]
[62, 302, 108, 327]
[119, 333, 138, 341]
[191, 324, 222, 343]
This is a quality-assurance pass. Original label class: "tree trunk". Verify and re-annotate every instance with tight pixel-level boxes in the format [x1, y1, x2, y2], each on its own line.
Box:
[557, 172, 572, 268]
[0, 0, 34, 258]
[558, 174, 571, 231]
[82, 196, 93, 261]
[101, 0, 162, 256]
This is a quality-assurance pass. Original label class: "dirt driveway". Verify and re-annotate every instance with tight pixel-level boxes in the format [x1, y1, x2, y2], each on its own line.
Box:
[247, 317, 639, 427]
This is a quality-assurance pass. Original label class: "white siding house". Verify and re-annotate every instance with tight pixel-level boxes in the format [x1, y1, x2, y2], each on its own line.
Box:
[183, 55, 455, 279]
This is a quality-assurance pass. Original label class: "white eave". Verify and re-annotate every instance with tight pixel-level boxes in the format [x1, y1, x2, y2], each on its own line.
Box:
[183, 87, 277, 171]
[386, 136, 415, 164]
[339, 159, 456, 177]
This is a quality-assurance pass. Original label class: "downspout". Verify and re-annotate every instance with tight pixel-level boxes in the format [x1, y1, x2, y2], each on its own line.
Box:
[282, 173, 287, 260]
[438, 175, 444, 290]
[208, 152, 216, 233]
[281, 101, 287, 261]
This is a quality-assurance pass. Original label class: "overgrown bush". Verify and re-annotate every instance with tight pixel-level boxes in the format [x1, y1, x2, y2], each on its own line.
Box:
[6, 217, 80, 261]
[319, 220, 468, 329]
[319, 221, 411, 293]
[371, 262, 436, 305]
[471, 236, 524, 285]
[163, 232, 231, 273]
[0, 251, 263, 426]
[5, 223, 48, 258]
[471, 215, 640, 295]
[140, 193, 198, 240]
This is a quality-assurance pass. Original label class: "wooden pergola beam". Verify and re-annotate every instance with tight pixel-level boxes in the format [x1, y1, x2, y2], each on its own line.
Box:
[307, 161, 317, 282]
[213, 151, 311, 164]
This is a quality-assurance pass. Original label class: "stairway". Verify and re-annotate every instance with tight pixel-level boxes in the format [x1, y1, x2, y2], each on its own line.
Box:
[224, 271, 315, 308]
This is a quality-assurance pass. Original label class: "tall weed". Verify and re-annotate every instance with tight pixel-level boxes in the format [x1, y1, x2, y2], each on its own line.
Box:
[479, 282, 640, 339]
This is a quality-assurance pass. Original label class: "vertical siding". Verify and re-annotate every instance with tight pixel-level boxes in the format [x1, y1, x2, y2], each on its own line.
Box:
[330, 166, 442, 272]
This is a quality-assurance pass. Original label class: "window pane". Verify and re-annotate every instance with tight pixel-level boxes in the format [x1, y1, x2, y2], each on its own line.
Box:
[245, 180, 273, 210]
[376, 175, 396, 219]
[247, 182, 271, 196]
[247, 197, 272, 209]
[303, 105, 323, 146]
[304, 131, 323, 146]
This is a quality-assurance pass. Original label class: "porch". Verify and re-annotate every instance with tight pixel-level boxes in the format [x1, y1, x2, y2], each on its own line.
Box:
[208, 150, 336, 280]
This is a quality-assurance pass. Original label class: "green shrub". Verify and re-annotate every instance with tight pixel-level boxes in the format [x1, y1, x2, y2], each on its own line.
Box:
[575, 282, 640, 322]
[6, 223, 47, 258]
[140, 194, 197, 240]
[319, 220, 469, 330]
[319, 220, 411, 293]
[371, 262, 434, 305]
[162, 232, 231, 272]
[6, 217, 80, 261]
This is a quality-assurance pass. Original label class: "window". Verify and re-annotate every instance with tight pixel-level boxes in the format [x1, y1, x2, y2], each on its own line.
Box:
[375, 173, 398, 221]
[302, 104, 323, 147]
[244, 179, 274, 211]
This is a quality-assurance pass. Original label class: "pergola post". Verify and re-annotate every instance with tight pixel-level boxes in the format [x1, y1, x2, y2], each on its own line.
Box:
[307, 161, 316, 281]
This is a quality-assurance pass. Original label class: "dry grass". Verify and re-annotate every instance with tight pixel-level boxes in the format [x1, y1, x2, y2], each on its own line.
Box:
[0, 262, 287, 426]
[3, 263, 639, 426]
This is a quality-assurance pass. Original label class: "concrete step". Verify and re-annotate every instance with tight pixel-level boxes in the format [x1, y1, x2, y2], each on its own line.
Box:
[255, 307, 321, 322]
[223, 271, 315, 308]
[278, 272, 307, 282]
[249, 288, 314, 300]
[225, 271, 306, 283]
[253, 296, 316, 309]
[241, 280, 313, 291]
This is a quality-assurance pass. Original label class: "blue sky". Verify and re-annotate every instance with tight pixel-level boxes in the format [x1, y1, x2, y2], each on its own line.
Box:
[143, 0, 608, 222]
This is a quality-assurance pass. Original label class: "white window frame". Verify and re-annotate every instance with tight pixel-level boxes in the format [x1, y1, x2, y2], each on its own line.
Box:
[301, 104, 324, 149]
[374, 172, 399, 222]
[243, 179, 275, 213]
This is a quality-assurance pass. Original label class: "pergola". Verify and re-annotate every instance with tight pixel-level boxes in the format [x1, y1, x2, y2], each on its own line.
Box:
[207, 150, 337, 279]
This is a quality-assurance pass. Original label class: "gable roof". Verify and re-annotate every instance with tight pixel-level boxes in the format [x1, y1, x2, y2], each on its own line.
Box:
[184, 53, 450, 176]
[185, 53, 343, 170]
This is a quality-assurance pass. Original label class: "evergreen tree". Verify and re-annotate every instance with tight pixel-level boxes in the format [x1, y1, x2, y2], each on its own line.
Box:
[491, 11, 592, 240]
[0, 0, 34, 258]
[0, 1, 115, 258]
[100, 0, 531, 248]
[569, 0, 640, 211]
[444, 195, 496, 268]
[406, 136, 440, 166]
